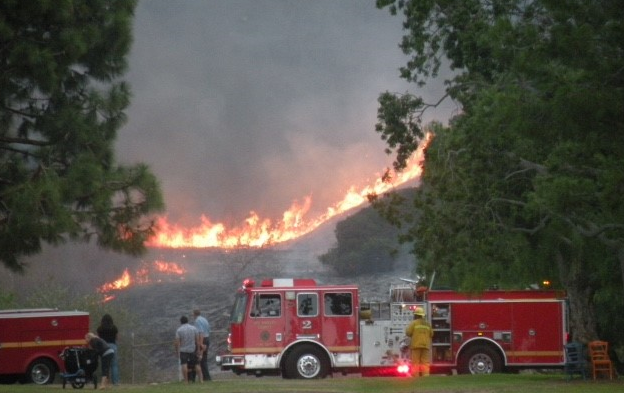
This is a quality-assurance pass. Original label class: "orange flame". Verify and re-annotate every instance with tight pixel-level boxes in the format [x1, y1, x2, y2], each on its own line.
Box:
[148, 134, 432, 249]
[154, 260, 186, 274]
[98, 260, 187, 295]
[98, 268, 132, 293]
[102, 295, 116, 303]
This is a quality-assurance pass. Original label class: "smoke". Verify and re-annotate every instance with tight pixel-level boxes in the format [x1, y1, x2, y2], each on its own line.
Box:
[116, 0, 414, 226]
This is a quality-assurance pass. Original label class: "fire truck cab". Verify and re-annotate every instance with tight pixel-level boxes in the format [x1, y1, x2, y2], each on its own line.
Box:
[219, 278, 371, 378]
[0, 309, 89, 384]
[217, 278, 567, 378]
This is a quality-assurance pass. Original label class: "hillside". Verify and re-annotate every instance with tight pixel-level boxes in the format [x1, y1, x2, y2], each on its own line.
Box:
[0, 199, 417, 382]
[111, 246, 414, 382]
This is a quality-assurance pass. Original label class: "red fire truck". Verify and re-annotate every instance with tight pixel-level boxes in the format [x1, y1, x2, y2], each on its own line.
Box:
[0, 309, 89, 384]
[216, 278, 568, 378]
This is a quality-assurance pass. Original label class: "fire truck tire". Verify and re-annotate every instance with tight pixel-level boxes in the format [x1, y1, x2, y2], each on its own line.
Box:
[458, 345, 502, 375]
[284, 345, 329, 379]
[26, 358, 56, 385]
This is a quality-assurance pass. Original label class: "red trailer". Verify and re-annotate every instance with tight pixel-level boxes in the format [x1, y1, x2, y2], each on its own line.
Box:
[0, 309, 89, 384]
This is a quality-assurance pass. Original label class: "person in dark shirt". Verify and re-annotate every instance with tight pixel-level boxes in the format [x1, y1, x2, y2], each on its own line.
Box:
[96, 314, 120, 385]
[85, 332, 114, 389]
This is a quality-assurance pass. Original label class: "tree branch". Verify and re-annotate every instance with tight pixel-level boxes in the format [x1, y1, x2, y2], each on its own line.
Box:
[0, 136, 51, 146]
[505, 157, 547, 180]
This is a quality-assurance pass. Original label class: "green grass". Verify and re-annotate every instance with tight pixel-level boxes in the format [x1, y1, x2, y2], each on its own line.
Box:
[0, 373, 621, 393]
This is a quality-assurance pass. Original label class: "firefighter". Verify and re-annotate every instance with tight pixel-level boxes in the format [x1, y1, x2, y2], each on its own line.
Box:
[405, 306, 433, 377]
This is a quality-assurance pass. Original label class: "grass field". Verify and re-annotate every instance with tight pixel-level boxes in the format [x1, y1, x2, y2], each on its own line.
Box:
[0, 373, 621, 393]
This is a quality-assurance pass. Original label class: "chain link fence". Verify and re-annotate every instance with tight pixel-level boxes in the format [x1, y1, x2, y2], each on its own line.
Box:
[120, 330, 228, 384]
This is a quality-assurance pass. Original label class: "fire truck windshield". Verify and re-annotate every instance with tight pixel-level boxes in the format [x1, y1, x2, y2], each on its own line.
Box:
[229, 292, 248, 324]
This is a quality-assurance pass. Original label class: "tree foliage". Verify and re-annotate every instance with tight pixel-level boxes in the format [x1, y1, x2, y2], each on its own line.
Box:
[0, 0, 164, 272]
[319, 198, 413, 276]
[374, 0, 624, 357]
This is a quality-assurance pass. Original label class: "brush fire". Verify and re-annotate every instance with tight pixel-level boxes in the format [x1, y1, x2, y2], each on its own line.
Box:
[98, 135, 431, 294]
[147, 134, 431, 249]
[98, 260, 186, 301]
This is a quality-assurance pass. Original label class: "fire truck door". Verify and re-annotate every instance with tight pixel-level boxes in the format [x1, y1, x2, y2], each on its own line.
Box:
[287, 292, 321, 341]
[246, 293, 284, 353]
[321, 291, 358, 352]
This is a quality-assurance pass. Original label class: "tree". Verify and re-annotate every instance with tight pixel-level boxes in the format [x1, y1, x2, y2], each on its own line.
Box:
[0, 0, 164, 272]
[319, 202, 410, 276]
[374, 0, 624, 357]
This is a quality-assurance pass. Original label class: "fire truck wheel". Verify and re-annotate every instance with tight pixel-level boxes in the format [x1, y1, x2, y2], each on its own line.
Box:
[458, 345, 502, 375]
[26, 358, 56, 385]
[285, 345, 329, 379]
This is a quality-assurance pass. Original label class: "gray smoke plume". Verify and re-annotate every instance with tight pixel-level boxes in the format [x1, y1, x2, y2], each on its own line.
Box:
[118, 0, 415, 226]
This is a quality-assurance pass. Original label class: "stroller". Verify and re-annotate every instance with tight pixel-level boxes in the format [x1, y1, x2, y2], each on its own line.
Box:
[60, 347, 98, 389]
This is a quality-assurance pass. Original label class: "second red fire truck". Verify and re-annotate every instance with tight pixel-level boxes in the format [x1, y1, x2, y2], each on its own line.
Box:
[217, 278, 568, 378]
[0, 308, 89, 384]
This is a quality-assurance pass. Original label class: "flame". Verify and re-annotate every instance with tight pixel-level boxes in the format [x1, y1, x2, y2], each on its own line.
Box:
[154, 260, 186, 275]
[98, 268, 132, 293]
[98, 260, 187, 295]
[148, 134, 432, 249]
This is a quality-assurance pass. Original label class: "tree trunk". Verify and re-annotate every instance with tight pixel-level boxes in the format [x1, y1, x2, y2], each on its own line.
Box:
[619, 247, 624, 298]
[565, 282, 598, 343]
[555, 250, 598, 343]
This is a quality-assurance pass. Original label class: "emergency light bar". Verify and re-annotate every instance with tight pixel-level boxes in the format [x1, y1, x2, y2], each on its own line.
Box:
[242, 278, 318, 288]
[259, 278, 317, 287]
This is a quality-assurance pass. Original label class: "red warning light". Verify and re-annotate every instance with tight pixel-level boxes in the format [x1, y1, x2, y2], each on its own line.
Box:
[396, 363, 411, 375]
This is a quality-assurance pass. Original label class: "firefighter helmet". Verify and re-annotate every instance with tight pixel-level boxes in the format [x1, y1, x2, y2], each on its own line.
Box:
[413, 306, 425, 316]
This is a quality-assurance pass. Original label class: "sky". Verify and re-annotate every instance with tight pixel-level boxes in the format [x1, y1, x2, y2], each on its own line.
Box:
[115, 0, 446, 228]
